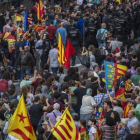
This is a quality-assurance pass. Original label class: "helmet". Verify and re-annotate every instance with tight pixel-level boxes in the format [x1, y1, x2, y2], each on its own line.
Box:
[89, 18, 94, 24]
[118, 11, 124, 17]
[43, 32, 49, 40]
[115, 18, 120, 24]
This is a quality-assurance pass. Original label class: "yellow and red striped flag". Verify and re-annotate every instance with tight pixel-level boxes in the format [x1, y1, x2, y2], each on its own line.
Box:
[125, 80, 132, 91]
[123, 103, 130, 118]
[114, 88, 126, 99]
[3, 55, 7, 67]
[58, 32, 67, 66]
[16, 14, 22, 21]
[51, 108, 80, 140]
[7, 34, 16, 47]
[3, 32, 10, 39]
[96, 108, 105, 139]
[37, 0, 44, 20]
[7, 94, 36, 140]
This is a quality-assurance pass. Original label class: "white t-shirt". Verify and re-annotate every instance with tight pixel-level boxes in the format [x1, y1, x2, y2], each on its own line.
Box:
[88, 126, 96, 140]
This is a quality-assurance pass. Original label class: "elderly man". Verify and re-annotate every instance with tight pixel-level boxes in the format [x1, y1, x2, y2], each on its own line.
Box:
[126, 125, 140, 140]
[47, 103, 62, 126]
[126, 110, 139, 132]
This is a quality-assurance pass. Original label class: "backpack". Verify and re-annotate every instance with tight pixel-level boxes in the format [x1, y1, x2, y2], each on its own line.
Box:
[21, 52, 29, 65]
[0, 79, 8, 92]
[96, 29, 106, 43]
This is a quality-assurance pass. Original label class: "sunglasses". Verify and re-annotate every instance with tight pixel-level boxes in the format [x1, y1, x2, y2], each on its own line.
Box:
[4, 98, 8, 100]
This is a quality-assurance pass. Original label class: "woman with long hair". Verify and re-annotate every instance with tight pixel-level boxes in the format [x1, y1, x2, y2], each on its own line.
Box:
[17, 86, 32, 108]
[99, 116, 116, 140]
[94, 48, 106, 67]
[46, 76, 55, 92]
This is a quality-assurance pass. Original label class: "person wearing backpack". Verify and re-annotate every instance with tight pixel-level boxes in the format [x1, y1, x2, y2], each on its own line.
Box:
[96, 23, 108, 53]
[18, 45, 35, 80]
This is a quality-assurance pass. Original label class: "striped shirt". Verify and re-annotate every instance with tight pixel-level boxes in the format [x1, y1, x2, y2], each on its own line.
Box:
[99, 125, 115, 140]
[93, 91, 115, 104]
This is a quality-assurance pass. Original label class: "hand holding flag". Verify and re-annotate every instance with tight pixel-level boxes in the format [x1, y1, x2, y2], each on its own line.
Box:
[8, 94, 36, 140]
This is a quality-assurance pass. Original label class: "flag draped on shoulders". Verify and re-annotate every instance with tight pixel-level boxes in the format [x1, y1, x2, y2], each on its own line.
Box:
[58, 32, 67, 66]
[3, 32, 10, 39]
[8, 94, 36, 140]
[51, 107, 80, 140]
[95, 95, 105, 122]
[104, 61, 127, 90]
[64, 39, 76, 69]
[37, 0, 44, 20]
[7, 34, 16, 47]
[114, 88, 126, 99]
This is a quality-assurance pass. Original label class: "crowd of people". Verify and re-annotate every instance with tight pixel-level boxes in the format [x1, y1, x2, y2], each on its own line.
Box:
[0, 0, 140, 140]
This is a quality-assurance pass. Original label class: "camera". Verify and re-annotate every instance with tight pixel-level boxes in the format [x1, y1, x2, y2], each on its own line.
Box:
[43, 116, 49, 121]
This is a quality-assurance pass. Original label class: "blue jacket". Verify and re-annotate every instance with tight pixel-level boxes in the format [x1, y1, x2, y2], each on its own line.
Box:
[77, 19, 86, 35]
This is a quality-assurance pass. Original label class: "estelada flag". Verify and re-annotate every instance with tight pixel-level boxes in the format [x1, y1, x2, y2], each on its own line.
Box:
[58, 32, 67, 66]
[114, 88, 126, 99]
[7, 94, 36, 140]
[64, 39, 76, 69]
[51, 107, 80, 140]
[37, 0, 44, 20]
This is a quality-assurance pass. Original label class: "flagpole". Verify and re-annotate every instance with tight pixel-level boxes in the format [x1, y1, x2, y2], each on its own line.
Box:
[46, 132, 52, 140]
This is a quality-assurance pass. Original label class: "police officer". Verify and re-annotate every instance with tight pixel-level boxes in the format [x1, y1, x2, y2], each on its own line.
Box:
[125, 8, 133, 36]
[85, 18, 98, 48]
[36, 32, 51, 69]
[114, 18, 123, 37]
[68, 22, 81, 66]
[134, 4, 140, 37]
[118, 11, 127, 41]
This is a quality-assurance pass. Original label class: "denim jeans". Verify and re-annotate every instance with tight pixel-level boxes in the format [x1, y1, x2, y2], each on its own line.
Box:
[21, 68, 31, 80]
[51, 67, 58, 74]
